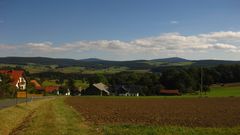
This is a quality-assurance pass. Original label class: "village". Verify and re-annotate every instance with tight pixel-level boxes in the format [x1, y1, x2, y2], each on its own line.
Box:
[0, 69, 180, 98]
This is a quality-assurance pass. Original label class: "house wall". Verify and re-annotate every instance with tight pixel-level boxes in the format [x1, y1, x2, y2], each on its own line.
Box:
[16, 77, 26, 90]
[126, 92, 139, 96]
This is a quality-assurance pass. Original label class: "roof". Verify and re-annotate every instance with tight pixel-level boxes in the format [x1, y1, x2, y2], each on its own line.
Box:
[0, 70, 25, 85]
[126, 85, 142, 93]
[160, 89, 180, 95]
[45, 86, 59, 93]
[113, 85, 128, 93]
[113, 85, 141, 94]
[30, 80, 43, 90]
[93, 83, 110, 95]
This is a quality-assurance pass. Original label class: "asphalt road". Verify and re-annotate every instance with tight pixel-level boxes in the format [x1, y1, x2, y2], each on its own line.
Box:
[0, 97, 53, 109]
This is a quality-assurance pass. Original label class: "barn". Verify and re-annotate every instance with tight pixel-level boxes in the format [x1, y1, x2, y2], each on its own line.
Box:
[160, 89, 180, 96]
[82, 83, 109, 96]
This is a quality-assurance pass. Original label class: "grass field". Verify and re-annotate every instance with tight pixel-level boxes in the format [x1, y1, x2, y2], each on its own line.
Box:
[0, 63, 149, 74]
[0, 97, 96, 135]
[0, 98, 53, 135]
[208, 85, 240, 97]
[102, 125, 239, 135]
[1, 96, 240, 135]
[41, 80, 59, 87]
[1, 84, 240, 135]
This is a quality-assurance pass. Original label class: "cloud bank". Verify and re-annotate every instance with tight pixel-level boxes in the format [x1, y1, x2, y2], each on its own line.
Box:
[1, 31, 240, 60]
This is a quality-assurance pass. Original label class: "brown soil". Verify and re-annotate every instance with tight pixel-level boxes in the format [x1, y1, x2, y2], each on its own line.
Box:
[66, 97, 240, 128]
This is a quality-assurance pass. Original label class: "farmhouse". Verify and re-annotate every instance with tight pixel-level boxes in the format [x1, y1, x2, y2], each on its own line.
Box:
[82, 83, 109, 96]
[160, 89, 180, 96]
[0, 70, 26, 90]
[113, 85, 140, 96]
[30, 80, 43, 91]
[45, 86, 59, 94]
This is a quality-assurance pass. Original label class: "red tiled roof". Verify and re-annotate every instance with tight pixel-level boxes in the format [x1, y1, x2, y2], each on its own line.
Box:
[30, 80, 43, 90]
[45, 86, 59, 93]
[160, 89, 180, 95]
[0, 70, 24, 85]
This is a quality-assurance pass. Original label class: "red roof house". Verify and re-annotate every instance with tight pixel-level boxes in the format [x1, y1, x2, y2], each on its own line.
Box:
[0, 70, 26, 90]
[45, 86, 59, 93]
[160, 89, 180, 96]
[30, 80, 43, 90]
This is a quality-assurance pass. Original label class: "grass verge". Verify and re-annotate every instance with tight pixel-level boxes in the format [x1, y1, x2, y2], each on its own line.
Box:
[0, 97, 95, 135]
[102, 125, 240, 135]
[0, 98, 53, 135]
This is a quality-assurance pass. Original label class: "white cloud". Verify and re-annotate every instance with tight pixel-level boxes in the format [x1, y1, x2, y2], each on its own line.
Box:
[1, 31, 240, 59]
[200, 31, 240, 40]
[0, 44, 16, 50]
[26, 42, 67, 52]
[213, 43, 237, 49]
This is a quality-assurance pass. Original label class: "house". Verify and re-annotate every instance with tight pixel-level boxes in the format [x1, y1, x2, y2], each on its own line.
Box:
[82, 83, 109, 96]
[112, 85, 141, 96]
[44, 86, 59, 94]
[0, 70, 26, 90]
[160, 89, 180, 96]
[30, 80, 43, 91]
[65, 89, 71, 96]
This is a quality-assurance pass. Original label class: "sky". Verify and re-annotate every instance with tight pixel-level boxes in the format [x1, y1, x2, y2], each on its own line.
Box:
[0, 0, 240, 60]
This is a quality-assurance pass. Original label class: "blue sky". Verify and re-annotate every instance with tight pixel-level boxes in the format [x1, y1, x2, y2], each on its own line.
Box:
[0, 0, 240, 60]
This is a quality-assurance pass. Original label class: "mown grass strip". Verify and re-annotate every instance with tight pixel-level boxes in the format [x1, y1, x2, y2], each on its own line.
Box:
[0, 98, 54, 135]
[13, 97, 95, 135]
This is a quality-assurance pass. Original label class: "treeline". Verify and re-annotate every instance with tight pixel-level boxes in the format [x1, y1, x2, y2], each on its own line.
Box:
[2, 64, 240, 97]
[0, 57, 153, 69]
[29, 64, 240, 95]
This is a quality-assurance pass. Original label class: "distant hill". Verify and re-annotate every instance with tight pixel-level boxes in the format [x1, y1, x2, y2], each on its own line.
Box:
[0, 57, 240, 70]
[191, 60, 240, 67]
[152, 57, 190, 63]
[80, 58, 104, 62]
[0, 57, 79, 66]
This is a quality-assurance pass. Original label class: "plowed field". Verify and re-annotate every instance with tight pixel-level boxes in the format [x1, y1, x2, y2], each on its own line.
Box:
[66, 97, 240, 127]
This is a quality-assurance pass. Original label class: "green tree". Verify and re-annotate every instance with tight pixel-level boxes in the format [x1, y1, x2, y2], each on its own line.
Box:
[0, 74, 15, 97]
[67, 79, 76, 95]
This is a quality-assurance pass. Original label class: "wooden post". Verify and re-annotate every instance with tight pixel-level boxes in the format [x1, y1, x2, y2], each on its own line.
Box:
[26, 90, 28, 104]
[15, 88, 18, 106]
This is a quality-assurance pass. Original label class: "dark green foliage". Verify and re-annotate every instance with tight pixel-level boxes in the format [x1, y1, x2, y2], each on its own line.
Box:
[0, 74, 15, 97]
[67, 79, 76, 95]
[27, 63, 240, 96]
[27, 82, 37, 94]
[160, 68, 196, 93]
[87, 73, 108, 84]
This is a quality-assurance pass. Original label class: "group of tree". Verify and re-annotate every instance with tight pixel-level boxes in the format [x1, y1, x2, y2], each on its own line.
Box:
[0, 74, 15, 97]
[28, 64, 240, 95]
[2, 64, 240, 97]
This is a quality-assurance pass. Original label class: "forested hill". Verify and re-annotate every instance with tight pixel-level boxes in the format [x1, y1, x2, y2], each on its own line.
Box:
[0, 57, 240, 69]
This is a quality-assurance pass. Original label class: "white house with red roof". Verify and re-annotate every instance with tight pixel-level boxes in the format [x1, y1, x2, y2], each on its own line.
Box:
[0, 70, 27, 90]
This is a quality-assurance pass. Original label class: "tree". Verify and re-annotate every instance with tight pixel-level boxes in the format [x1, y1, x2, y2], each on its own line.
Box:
[56, 78, 64, 86]
[27, 82, 37, 94]
[67, 79, 76, 95]
[87, 74, 108, 84]
[0, 74, 15, 98]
